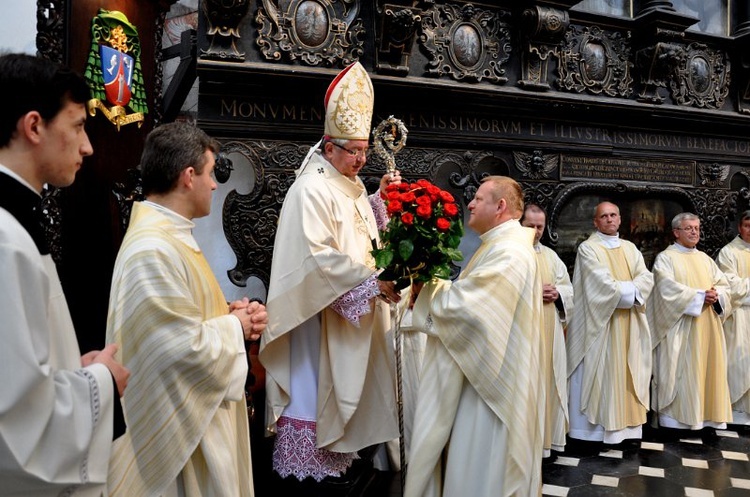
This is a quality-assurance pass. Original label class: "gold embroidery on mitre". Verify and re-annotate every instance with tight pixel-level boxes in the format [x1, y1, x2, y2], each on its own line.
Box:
[325, 62, 374, 141]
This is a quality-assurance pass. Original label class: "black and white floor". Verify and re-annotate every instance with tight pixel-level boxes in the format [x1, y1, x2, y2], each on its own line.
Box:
[541, 424, 750, 497]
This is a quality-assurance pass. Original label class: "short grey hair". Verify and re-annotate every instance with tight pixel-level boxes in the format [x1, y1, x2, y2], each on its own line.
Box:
[739, 210, 750, 225]
[671, 212, 700, 230]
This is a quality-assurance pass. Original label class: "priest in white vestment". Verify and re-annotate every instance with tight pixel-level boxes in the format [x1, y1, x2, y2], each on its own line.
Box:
[106, 123, 268, 497]
[405, 176, 545, 497]
[650, 213, 732, 430]
[522, 204, 573, 457]
[716, 211, 750, 425]
[567, 201, 654, 445]
[261, 62, 401, 488]
[0, 53, 129, 497]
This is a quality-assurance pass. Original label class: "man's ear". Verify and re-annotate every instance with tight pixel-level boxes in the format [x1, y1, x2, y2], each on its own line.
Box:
[179, 167, 195, 189]
[19, 111, 44, 145]
[496, 197, 506, 213]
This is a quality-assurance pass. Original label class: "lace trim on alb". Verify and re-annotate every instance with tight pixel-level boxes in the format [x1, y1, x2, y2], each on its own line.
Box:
[272, 416, 358, 482]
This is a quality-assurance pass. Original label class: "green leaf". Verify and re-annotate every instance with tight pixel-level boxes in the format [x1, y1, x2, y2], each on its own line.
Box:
[375, 249, 394, 268]
[399, 239, 414, 261]
[444, 247, 464, 261]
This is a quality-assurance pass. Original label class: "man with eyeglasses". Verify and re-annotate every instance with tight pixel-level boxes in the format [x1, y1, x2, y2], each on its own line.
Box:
[649, 212, 732, 434]
[261, 62, 402, 494]
[567, 201, 654, 448]
[716, 210, 750, 426]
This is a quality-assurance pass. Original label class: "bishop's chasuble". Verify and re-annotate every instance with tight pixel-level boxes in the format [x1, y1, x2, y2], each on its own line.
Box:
[405, 220, 544, 497]
[260, 151, 397, 478]
[567, 232, 653, 443]
[0, 168, 118, 496]
[717, 237, 750, 424]
[650, 244, 732, 429]
[535, 243, 573, 454]
[106, 202, 253, 497]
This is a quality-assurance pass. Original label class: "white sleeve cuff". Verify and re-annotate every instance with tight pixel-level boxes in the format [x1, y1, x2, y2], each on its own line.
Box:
[684, 291, 705, 317]
[616, 281, 636, 309]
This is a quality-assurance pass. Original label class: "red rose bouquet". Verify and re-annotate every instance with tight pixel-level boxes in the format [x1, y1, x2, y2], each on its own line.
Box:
[373, 179, 464, 290]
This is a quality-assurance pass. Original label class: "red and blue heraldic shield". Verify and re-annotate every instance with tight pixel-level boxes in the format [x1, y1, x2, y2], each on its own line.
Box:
[100, 45, 133, 107]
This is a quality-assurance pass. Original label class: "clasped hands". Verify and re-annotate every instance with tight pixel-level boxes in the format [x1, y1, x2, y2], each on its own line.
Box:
[704, 287, 718, 306]
[543, 283, 559, 303]
[230, 298, 268, 341]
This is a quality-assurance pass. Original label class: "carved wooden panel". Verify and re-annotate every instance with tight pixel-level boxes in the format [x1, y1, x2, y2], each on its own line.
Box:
[201, 0, 251, 61]
[419, 3, 512, 83]
[557, 25, 633, 98]
[513, 150, 559, 180]
[670, 43, 730, 109]
[256, 0, 365, 66]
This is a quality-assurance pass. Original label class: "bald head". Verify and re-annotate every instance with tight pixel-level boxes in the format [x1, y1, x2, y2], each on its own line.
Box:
[593, 201, 621, 236]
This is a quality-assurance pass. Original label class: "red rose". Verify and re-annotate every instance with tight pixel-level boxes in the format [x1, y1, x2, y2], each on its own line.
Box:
[416, 205, 432, 219]
[439, 190, 454, 203]
[443, 202, 459, 217]
[416, 195, 432, 206]
[426, 185, 440, 196]
[401, 212, 414, 225]
[385, 183, 400, 193]
[417, 179, 431, 188]
[387, 191, 401, 201]
[387, 200, 403, 214]
[400, 191, 416, 203]
[398, 182, 411, 191]
[410, 183, 420, 191]
[436, 218, 451, 231]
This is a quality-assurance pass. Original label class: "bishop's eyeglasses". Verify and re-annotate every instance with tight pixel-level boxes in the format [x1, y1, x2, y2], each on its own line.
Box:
[674, 226, 700, 232]
[329, 141, 371, 159]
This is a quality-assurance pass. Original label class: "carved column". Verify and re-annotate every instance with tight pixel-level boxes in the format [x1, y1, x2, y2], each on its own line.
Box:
[375, 2, 422, 75]
[734, 2, 750, 114]
[517, 5, 570, 91]
[632, 1, 698, 104]
[200, 0, 251, 61]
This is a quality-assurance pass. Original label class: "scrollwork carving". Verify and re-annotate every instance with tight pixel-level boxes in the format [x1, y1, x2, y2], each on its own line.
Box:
[112, 168, 145, 232]
[687, 188, 737, 256]
[669, 43, 730, 109]
[256, 0, 365, 66]
[557, 25, 633, 98]
[40, 186, 63, 263]
[419, 3, 512, 84]
[36, 0, 65, 64]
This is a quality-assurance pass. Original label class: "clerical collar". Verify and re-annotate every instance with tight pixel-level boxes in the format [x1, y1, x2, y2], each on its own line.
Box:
[533, 243, 542, 253]
[595, 231, 621, 248]
[0, 166, 49, 255]
[673, 242, 696, 253]
[141, 200, 199, 251]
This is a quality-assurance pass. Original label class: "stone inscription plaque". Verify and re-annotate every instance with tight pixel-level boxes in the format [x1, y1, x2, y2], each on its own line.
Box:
[560, 156, 695, 185]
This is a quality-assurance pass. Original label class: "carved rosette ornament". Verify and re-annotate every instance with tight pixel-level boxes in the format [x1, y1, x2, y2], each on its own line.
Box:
[518, 6, 569, 91]
[201, 0, 251, 61]
[375, 4, 422, 75]
[419, 3, 512, 83]
[557, 25, 633, 98]
[256, 0, 365, 66]
[669, 43, 730, 109]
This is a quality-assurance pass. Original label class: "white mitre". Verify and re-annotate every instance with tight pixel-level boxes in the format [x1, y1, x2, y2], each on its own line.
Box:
[324, 61, 374, 141]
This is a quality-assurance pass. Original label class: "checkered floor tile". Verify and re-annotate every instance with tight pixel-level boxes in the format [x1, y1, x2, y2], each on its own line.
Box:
[542, 424, 750, 497]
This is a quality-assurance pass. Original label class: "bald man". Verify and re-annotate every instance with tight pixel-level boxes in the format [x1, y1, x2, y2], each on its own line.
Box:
[567, 202, 654, 446]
